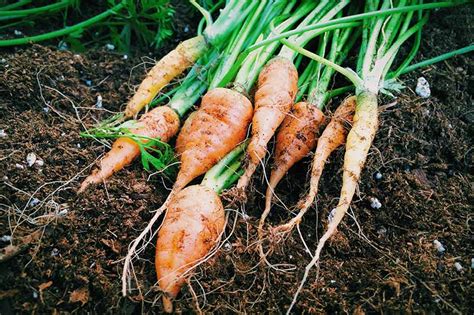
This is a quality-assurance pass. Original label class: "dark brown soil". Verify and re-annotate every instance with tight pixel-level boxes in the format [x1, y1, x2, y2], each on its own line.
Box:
[1, 6, 473, 315]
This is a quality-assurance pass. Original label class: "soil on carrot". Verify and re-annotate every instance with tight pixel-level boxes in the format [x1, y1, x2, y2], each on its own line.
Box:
[1, 6, 473, 315]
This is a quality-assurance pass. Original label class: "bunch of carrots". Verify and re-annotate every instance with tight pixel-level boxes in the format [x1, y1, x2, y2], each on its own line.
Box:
[76, 0, 473, 312]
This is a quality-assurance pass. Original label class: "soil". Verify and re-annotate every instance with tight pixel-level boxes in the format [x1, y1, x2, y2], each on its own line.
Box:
[1, 5, 473, 315]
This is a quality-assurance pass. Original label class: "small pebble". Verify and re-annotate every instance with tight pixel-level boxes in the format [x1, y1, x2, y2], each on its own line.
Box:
[58, 209, 68, 216]
[184, 25, 190, 33]
[223, 242, 232, 251]
[377, 226, 387, 237]
[95, 95, 103, 108]
[58, 41, 68, 51]
[77, 143, 81, 148]
[51, 248, 60, 257]
[0, 58, 6, 63]
[433, 239, 446, 253]
[415, 77, 431, 98]
[0, 129, 6, 138]
[454, 262, 463, 272]
[13, 30, 23, 36]
[61, 132, 66, 137]
[374, 172, 383, 180]
[330, 280, 336, 284]
[28, 198, 40, 207]
[26, 153, 37, 167]
[328, 208, 336, 223]
[105, 43, 115, 51]
[289, 255, 293, 259]
[15, 163, 24, 170]
[0, 235, 12, 242]
[43, 107, 50, 113]
[123, 54, 128, 60]
[32, 291, 38, 299]
[369, 197, 382, 209]
[2, 175, 8, 181]
[35, 159, 44, 167]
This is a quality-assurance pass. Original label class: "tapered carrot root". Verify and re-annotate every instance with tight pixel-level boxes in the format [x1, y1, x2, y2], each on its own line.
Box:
[258, 102, 324, 260]
[156, 185, 225, 313]
[237, 57, 298, 191]
[274, 96, 356, 235]
[174, 87, 253, 191]
[124, 36, 207, 118]
[78, 106, 180, 193]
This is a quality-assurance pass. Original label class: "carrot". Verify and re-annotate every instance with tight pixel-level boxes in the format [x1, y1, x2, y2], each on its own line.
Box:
[155, 141, 246, 312]
[78, 106, 180, 193]
[124, 36, 207, 119]
[273, 96, 356, 235]
[236, 56, 298, 191]
[258, 102, 324, 258]
[156, 185, 225, 313]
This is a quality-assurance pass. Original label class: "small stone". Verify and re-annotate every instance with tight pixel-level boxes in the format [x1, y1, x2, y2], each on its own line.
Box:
[223, 242, 232, 251]
[0, 129, 6, 138]
[369, 197, 382, 209]
[184, 25, 190, 33]
[61, 132, 66, 137]
[0, 235, 12, 242]
[51, 248, 60, 257]
[330, 280, 336, 284]
[454, 262, 463, 272]
[15, 163, 24, 170]
[28, 198, 40, 207]
[95, 95, 103, 108]
[2, 175, 8, 181]
[58, 209, 68, 216]
[35, 159, 44, 167]
[123, 54, 128, 60]
[43, 107, 50, 113]
[328, 208, 336, 223]
[374, 172, 383, 180]
[26, 153, 37, 167]
[77, 143, 81, 148]
[13, 30, 23, 36]
[433, 240, 445, 253]
[58, 41, 68, 51]
[415, 77, 431, 98]
[32, 291, 38, 299]
[0, 58, 6, 64]
[105, 43, 115, 51]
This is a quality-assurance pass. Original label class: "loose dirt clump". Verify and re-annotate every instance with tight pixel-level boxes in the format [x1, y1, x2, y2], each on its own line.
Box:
[1, 6, 473, 315]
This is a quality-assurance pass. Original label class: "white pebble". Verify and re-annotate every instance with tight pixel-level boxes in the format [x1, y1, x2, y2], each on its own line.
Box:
[0, 58, 6, 63]
[2, 175, 8, 181]
[328, 208, 336, 223]
[35, 159, 44, 167]
[0, 235, 12, 242]
[0, 129, 6, 138]
[184, 25, 190, 33]
[26, 152, 37, 167]
[51, 248, 60, 257]
[370, 197, 382, 209]
[77, 143, 81, 148]
[454, 262, 463, 272]
[32, 291, 38, 299]
[43, 107, 50, 113]
[105, 43, 115, 51]
[15, 163, 24, 170]
[375, 172, 383, 180]
[95, 95, 103, 108]
[415, 77, 431, 98]
[330, 280, 336, 284]
[223, 242, 232, 251]
[123, 54, 128, 60]
[433, 240, 445, 253]
[13, 30, 23, 36]
[28, 198, 40, 207]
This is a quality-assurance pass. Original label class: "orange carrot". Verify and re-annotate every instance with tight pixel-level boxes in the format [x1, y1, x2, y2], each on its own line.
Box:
[257, 101, 325, 258]
[274, 96, 356, 235]
[78, 106, 180, 193]
[156, 184, 225, 313]
[236, 57, 298, 191]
